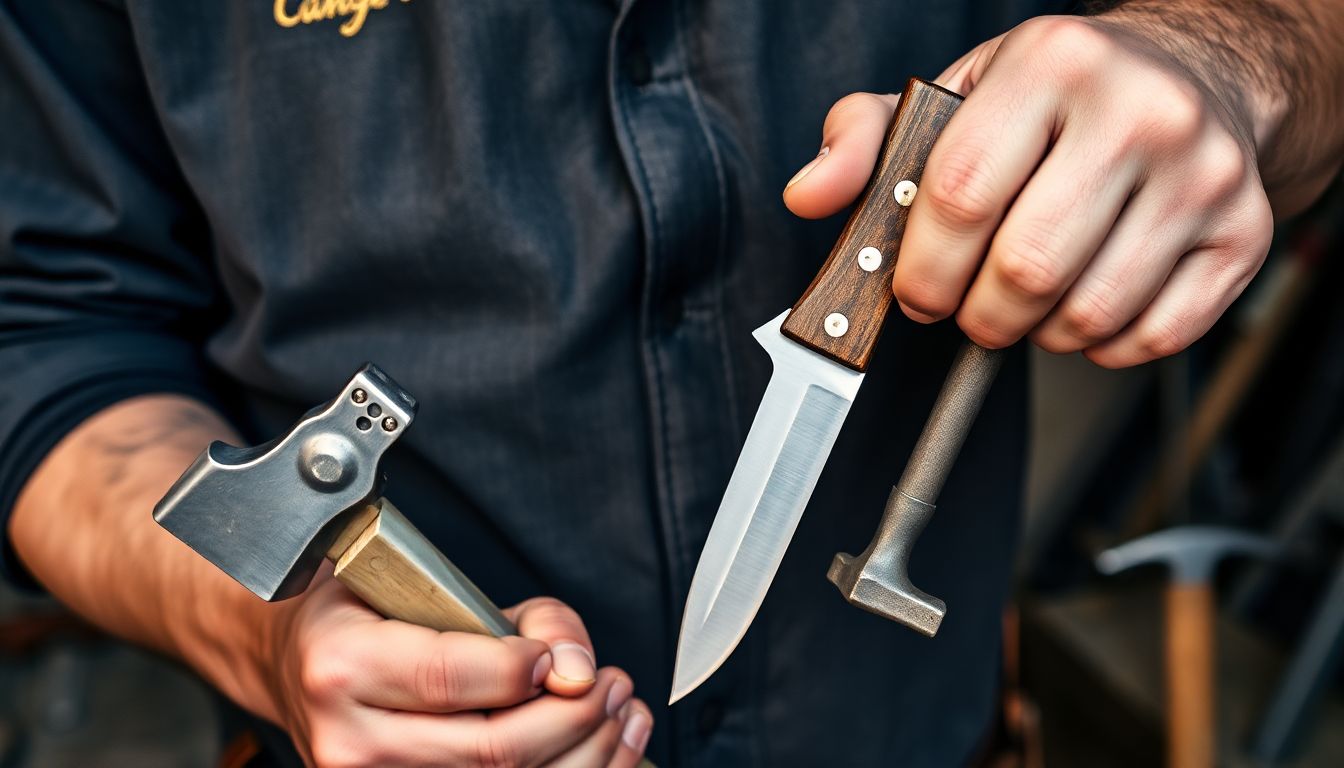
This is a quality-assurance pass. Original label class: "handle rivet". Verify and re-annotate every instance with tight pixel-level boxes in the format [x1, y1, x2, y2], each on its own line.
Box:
[894, 180, 918, 207]
[857, 246, 882, 272]
[824, 312, 849, 337]
[382, 416, 398, 432]
[351, 388, 368, 404]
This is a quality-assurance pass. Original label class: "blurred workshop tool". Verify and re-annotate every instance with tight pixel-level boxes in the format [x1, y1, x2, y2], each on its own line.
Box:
[1097, 526, 1275, 768]
[1124, 231, 1322, 539]
[1229, 429, 1344, 764]
[154, 364, 655, 766]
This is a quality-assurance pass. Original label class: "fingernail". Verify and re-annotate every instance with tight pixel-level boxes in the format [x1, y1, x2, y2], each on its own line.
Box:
[550, 642, 596, 683]
[605, 676, 633, 716]
[785, 146, 829, 189]
[621, 709, 652, 753]
[532, 653, 552, 688]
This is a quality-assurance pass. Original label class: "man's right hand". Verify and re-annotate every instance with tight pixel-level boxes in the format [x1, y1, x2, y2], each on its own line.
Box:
[274, 576, 653, 767]
[9, 395, 652, 767]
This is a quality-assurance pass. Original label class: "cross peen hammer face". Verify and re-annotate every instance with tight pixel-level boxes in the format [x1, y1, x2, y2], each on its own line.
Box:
[154, 364, 417, 601]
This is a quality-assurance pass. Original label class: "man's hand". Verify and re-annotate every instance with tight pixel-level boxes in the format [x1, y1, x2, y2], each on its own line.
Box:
[784, 3, 1344, 368]
[274, 579, 652, 766]
[10, 396, 652, 767]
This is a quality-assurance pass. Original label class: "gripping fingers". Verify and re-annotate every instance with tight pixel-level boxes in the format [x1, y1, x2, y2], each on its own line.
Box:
[322, 627, 550, 713]
[954, 136, 1137, 347]
[543, 698, 654, 768]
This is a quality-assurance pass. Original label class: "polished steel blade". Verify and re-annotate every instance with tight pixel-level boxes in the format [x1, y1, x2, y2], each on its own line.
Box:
[671, 310, 864, 703]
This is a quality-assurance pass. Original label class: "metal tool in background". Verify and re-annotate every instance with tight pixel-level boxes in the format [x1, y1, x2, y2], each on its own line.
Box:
[1234, 430, 1344, 764]
[156, 365, 657, 767]
[671, 78, 973, 702]
[1096, 526, 1275, 768]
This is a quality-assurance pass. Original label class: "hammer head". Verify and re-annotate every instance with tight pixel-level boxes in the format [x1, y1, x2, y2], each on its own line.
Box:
[828, 488, 945, 636]
[1096, 525, 1275, 584]
[154, 364, 416, 601]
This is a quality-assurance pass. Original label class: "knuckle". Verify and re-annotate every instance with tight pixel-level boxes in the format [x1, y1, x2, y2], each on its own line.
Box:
[959, 312, 1015, 350]
[471, 728, 521, 768]
[1035, 18, 1111, 77]
[414, 651, 469, 708]
[926, 147, 999, 228]
[308, 731, 367, 768]
[995, 226, 1068, 300]
[299, 652, 351, 701]
[1060, 281, 1126, 341]
[520, 596, 578, 629]
[827, 92, 889, 123]
[1198, 136, 1250, 199]
[893, 276, 956, 320]
[1143, 83, 1207, 149]
[1140, 312, 1196, 360]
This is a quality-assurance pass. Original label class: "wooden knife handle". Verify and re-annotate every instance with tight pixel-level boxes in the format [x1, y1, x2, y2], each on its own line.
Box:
[327, 498, 515, 636]
[781, 78, 962, 371]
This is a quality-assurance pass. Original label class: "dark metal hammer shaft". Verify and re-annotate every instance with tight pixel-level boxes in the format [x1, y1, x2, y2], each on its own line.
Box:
[828, 341, 1006, 635]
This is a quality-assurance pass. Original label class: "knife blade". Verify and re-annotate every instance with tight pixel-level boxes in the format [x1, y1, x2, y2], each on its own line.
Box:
[671, 78, 963, 703]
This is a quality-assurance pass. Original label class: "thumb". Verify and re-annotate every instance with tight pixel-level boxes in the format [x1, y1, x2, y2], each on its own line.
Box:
[782, 92, 900, 219]
[505, 597, 599, 697]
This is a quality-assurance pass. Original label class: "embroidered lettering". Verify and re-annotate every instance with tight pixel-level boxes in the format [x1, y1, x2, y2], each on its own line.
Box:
[273, 0, 398, 38]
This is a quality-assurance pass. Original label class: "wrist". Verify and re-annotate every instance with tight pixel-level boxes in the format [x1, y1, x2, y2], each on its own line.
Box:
[1094, 0, 1344, 213]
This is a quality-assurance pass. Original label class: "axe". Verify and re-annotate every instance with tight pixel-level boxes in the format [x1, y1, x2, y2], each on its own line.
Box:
[156, 365, 657, 766]
[154, 363, 513, 635]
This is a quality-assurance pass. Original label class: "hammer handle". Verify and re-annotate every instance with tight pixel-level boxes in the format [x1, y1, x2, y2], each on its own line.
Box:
[896, 342, 1005, 503]
[328, 498, 515, 636]
[1165, 583, 1216, 768]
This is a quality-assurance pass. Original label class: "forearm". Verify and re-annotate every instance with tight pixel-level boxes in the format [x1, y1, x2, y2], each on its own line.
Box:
[1097, 0, 1344, 215]
[7, 395, 289, 723]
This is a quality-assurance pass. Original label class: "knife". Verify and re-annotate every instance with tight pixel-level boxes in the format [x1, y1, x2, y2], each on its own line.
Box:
[671, 78, 963, 703]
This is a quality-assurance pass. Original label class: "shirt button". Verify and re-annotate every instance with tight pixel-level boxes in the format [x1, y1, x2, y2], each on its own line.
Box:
[697, 698, 725, 736]
[626, 43, 653, 86]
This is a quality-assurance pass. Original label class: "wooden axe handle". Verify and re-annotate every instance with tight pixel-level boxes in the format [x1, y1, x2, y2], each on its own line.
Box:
[1165, 583, 1216, 768]
[325, 498, 515, 636]
[325, 500, 659, 767]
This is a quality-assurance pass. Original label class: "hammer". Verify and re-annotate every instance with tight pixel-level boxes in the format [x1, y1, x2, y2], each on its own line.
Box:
[828, 341, 1006, 635]
[1097, 526, 1275, 768]
[154, 363, 512, 635]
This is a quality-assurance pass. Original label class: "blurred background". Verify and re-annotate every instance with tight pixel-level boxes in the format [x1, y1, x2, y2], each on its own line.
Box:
[1, 183, 1342, 767]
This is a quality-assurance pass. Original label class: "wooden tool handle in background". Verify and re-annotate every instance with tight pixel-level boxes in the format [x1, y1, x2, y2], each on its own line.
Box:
[1165, 584, 1216, 768]
[782, 78, 963, 371]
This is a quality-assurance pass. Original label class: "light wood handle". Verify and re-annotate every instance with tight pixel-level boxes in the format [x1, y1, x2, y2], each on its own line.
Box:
[326, 500, 659, 768]
[327, 498, 515, 636]
[1165, 584, 1215, 768]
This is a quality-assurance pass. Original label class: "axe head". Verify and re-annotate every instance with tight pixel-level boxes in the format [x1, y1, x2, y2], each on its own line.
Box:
[154, 364, 417, 601]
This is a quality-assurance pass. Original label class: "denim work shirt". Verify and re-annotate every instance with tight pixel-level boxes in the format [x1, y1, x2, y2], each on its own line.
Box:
[0, 1, 1061, 765]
